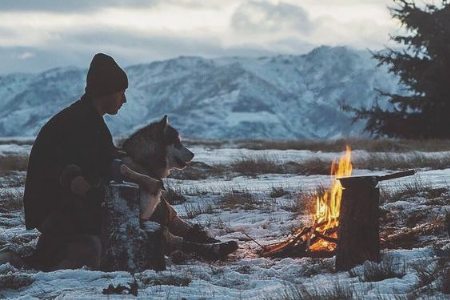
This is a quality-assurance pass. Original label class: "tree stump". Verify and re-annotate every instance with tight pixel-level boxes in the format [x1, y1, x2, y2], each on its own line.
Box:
[335, 178, 380, 271]
[100, 182, 166, 273]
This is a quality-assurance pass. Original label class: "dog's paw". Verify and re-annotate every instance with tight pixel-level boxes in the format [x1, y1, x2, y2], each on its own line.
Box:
[119, 164, 133, 178]
[121, 165, 161, 191]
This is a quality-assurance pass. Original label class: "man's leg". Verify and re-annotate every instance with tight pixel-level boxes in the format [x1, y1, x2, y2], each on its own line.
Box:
[32, 232, 101, 271]
[50, 235, 101, 271]
[33, 204, 102, 271]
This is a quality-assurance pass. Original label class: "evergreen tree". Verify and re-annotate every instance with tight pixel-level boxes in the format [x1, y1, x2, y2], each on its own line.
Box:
[350, 0, 450, 138]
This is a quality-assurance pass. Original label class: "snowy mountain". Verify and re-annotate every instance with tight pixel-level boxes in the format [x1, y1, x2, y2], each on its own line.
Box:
[0, 46, 401, 139]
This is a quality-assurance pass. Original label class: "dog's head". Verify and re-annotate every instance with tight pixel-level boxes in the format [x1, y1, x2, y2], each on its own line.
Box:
[159, 116, 195, 170]
[122, 115, 194, 178]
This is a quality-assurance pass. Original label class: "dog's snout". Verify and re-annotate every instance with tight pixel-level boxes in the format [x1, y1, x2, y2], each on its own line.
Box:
[187, 150, 194, 161]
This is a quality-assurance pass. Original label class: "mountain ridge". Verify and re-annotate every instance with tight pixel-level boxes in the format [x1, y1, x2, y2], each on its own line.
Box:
[0, 46, 400, 139]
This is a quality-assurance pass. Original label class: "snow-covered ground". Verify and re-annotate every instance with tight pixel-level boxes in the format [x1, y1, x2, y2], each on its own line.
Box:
[1, 144, 450, 299]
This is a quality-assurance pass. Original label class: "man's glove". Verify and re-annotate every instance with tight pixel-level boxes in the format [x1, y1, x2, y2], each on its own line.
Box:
[110, 159, 125, 183]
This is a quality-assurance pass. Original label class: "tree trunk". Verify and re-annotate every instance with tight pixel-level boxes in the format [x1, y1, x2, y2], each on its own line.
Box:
[100, 182, 166, 273]
[335, 178, 380, 271]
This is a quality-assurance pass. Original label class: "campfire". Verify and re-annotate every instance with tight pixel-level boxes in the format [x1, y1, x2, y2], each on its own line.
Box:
[262, 146, 353, 258]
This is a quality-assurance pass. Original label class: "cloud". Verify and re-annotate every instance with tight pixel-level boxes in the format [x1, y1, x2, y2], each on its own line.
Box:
[0, 0, 233, 13]
[18, 52, 35, 60]
[0, 0, 398, 73]
[231, 1, 312, 34]
[0, 0, 162, 13]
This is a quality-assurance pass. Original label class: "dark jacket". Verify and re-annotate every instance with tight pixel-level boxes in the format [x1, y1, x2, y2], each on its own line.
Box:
[23, 95, 115, 234]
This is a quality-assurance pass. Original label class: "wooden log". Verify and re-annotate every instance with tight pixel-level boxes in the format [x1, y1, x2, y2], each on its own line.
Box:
[100, 182, 166, 273]
[335, 179, 380, 271]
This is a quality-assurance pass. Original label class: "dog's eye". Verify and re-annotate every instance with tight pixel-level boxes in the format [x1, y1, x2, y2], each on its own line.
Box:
[173, 137, 182, 149]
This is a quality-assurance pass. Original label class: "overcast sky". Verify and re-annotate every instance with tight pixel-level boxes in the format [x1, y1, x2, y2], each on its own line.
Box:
[0, 0, 400, 74]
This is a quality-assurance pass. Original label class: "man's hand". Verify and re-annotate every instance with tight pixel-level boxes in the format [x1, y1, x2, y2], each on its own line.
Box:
[110, 159, 125, 183]
[70, 176, 91, 197]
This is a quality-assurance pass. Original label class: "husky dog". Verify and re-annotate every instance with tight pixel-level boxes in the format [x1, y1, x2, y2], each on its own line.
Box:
[117, 115, 194, 220]
[110, 115, 238, 261]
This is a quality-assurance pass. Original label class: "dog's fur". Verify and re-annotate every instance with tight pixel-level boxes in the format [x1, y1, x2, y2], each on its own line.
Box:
[119, 115, 194, 220]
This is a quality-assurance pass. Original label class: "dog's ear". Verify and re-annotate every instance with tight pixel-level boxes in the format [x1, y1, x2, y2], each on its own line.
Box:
[157, 115, 168, 132]
[160, 115, 168, 126]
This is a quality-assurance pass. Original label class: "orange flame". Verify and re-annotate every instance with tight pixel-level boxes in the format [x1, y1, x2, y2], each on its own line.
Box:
[310, 146, 352, 251]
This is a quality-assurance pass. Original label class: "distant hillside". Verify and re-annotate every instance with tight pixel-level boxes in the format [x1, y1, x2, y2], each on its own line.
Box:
[0, 46, 401, 139]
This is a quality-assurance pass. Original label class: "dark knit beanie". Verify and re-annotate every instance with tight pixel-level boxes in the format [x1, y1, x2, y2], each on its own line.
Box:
[85, 53, 128, 98]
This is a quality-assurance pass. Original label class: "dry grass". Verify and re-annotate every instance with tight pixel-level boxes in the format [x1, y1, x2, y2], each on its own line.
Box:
[219, 190, 260, 210]
[230, 157, 284, 176]
[411, 259, 439, 289]
[138, 274, 191, 287]
[380, 178, 443, 204]
[228, 157, 331, 177]
[0, 188, 24, 211]
[0, 274, 35, 290]
[163, 186, 186, 205]
[236, 138, 450, 152]
[355, 152, 450, 170]
[182, 199, 214, 219]
[0, 154, 28, 175]
[263, 282, 354, 300]
[359, 255, 406, 282]
[0, 138, 34, 146]
[173, 152, 450, 180]
[169, 161, 224, 180]
[270, 187, 290, 198]
[116, 137, 450, 152]
[292, 187, 326, 216]
[436, 255, 450, 295]
[440, 268, 450, 294]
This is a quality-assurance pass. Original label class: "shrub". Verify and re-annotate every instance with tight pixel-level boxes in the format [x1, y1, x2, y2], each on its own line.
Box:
[270, 187, 289, 198]
[230, 157, 284, 176]
[263, 282, 354, 300]
[0, 274, 35, 290]
[411, 259, 438, 288]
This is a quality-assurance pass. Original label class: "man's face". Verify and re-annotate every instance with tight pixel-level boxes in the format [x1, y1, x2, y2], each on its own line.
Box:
[104, 90, 126, 115]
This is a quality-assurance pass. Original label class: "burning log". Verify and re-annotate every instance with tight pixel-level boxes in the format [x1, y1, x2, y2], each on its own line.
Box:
[261, 221, 336, 258]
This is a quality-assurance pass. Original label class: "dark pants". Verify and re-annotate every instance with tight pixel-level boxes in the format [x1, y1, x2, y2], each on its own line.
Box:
[31, 195, 102, 271]
[31, 233, 101, 271]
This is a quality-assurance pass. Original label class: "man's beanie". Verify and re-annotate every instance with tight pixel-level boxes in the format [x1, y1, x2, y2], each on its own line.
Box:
[85, 53, 128, 98]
